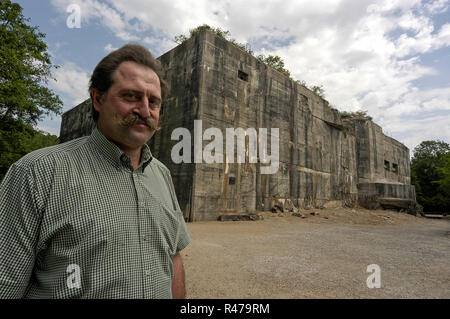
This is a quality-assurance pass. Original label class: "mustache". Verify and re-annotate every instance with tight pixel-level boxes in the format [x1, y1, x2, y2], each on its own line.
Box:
[119, 113, 161, 130]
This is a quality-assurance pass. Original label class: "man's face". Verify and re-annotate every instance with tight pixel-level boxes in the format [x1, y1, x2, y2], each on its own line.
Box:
[93, 61, 162, 151]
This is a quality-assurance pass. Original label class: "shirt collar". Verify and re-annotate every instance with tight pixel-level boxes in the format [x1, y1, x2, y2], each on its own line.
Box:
[140, 143, 153, 171]
[88, 127, 153, 171]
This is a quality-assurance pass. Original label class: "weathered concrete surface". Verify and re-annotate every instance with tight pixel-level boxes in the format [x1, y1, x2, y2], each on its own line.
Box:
[59, 29, 415, 221]
[186, 30, 360, 221]
[59, 99, 96, 143]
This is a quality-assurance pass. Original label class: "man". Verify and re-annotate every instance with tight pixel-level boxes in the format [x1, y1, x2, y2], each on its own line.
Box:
[0, 44, 190, 298]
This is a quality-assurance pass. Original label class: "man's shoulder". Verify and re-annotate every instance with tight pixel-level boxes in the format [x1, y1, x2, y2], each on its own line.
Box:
[14, 136, 91, 171]
[149, 156, 171, 176]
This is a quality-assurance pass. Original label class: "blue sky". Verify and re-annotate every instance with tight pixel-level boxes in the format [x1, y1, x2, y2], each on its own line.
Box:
[16, 0, 450, 153]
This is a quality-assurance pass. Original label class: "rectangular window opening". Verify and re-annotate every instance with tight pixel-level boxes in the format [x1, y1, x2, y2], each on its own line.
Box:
[384, 160, 390, 170]
[238, 70, 248, 82]
[392, 163, 398, 173]
[229, 176, 236, 185]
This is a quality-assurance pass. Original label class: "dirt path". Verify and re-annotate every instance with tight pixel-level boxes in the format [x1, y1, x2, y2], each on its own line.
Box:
[181, 208, 450, 298]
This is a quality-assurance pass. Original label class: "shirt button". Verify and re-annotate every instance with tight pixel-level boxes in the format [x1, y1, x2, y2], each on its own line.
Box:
[144, 270, 151, 276]
[139, 201, 145, 207]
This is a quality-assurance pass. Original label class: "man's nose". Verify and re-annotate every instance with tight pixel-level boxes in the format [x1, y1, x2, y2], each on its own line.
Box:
[136, 97, 151, 118]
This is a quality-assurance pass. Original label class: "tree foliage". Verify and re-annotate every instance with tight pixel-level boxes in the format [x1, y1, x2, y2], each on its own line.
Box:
[175, 25, 338, 102]
[435, 152, 450, 196]
[174, 24, 290, 76]
[0, 0, 62, 124]
[339, 110, 373, 121]
[256, 54, 290, 77]
[0, 119, 58, 181]
[310, 85, 325, 99]
[175, 24, 231, 45]
[412, 140, 450, 159]
[0, 0, 61, 181]
[411, 140, 450, 212]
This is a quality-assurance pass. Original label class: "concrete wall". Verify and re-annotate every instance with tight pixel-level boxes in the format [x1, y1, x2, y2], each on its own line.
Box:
[354, 119, 410, 185]
[148, 35, 203, 221]
[59, 99, 95, 143]
[59, 29, 414, 221]
[352, 118, 413, 209]
[191, 30, 359, 220]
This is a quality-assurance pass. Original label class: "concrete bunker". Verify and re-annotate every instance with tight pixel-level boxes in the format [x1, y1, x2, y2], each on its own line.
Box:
[59, 29, 418, 221]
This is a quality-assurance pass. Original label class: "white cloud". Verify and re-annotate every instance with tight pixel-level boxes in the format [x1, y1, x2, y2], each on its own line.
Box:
[142, 36, 177, 56]
[50, 0, 140, 41]
[383, 86, 450, 115]
[49, 62, 90, 110]
[107, 0, 226, 38]
[48, 0, 450, 149]
[437, 23, 450, 45]
[35, 122, 61, 136]
[104, 43, 118, 53]
[425, 0, 449, 14]
[381, 113, 450, 151]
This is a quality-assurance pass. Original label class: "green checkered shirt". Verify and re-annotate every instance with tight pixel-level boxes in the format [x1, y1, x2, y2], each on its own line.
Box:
[0, 127, 190, 298]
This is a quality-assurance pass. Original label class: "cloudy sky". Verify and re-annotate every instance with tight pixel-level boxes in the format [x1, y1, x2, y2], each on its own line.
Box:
[17, 0, 450, 153]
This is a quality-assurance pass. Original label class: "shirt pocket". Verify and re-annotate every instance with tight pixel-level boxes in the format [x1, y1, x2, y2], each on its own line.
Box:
[146, 201, 182, 257]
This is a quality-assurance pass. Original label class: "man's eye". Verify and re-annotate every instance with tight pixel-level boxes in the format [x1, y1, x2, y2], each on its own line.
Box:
[149, 99, 161, 107]
[123, 93, 138, 100]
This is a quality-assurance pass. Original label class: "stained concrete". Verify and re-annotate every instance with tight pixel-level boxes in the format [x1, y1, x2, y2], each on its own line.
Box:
[59, 30, 416, 221]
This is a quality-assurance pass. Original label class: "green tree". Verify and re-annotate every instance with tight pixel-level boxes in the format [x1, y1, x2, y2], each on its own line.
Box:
[412, 140, 450, 159]
[0, 119, 59, 180]
[310, 85, 325, 98]
[257, 54, 291, 77]
[339, 110, 373, 121]
[0, 0, 62, 181]
[411, 140, 450, 212]
[435, 152, 450, 196]
[174, 24, 254, 55]
[174, 24, 231, 44]
[174, 24, 291, 76]
[296, 79, 307, 87]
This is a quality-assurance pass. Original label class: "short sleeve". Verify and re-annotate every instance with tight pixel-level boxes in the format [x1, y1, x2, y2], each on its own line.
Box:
[163, 169, 190, 253]
[175, 211, 191, 253]
[0, 163, 41, 298]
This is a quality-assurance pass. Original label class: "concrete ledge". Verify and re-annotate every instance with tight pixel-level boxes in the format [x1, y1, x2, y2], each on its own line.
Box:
[379, 197, 413, 210]
[218, 214, 264, 221]
[424, 214, 443, 219]
[424, 214, 449, 219]
[357, 182, 413, 199]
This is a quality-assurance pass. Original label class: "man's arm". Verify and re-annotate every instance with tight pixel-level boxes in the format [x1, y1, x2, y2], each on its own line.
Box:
[0, 163, 40, 298]
[172, 252, 186, 299]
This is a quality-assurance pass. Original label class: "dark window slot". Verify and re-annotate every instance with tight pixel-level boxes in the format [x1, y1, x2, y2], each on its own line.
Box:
[238, 70, 248, 82]
[392, 163, 398, 173]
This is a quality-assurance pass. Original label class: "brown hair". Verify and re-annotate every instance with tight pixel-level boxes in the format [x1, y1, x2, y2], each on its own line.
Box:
[88, 44, 168, 122]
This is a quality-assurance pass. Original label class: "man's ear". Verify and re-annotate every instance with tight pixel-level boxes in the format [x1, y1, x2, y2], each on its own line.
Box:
[91, 89, 104, 113]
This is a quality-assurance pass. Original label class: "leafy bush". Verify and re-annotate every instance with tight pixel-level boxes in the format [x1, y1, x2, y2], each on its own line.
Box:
[411, 140, 450, 212]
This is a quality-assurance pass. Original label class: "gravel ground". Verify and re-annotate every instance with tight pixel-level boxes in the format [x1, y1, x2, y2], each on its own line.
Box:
[181, 208, 450, 298]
